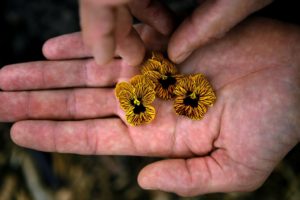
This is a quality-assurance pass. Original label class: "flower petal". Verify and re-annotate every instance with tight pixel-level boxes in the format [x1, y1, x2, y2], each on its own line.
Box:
[145, 71, 180, 100]
[140, 51, 178, 76]
[159, 59, 177, 75]
[193, 73, 212, 95]
[144, 71, 161, 84]
[140, 59, 162, 74]
[200, 95, 216, 106]
[173, 76, 191, 96]
[129, 75, 156, 104]
[173, 73, 216, 120]
[174, 97, 206, 120]
[117, 91, 134, 111]
[115, 82, 135, 99]
[193, 73, 216, 106]
[130, 74, 155, 89]
[139, 84, 156, 104]
[149, 51, 165, 62]
[126, 105, 156, 126]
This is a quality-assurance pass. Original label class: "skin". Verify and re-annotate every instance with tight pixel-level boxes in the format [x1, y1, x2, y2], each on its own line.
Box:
[79, 0, 174, 66]
[79, 0, 272, 65]
[168, 0, 273, 63]
[0, 18, 300, 196]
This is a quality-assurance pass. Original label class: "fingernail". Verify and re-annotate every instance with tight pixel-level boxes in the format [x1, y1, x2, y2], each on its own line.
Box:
[174, 50, 193, 63]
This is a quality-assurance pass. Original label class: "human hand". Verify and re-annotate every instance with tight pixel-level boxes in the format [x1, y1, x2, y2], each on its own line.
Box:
[79, 0, 174, 66]
[1, 18, 300, 196]
[168, 0, 273, 63]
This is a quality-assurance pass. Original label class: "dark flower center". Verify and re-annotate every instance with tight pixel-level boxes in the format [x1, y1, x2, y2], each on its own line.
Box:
[159, 75, 176, 89]
[184, 91, 199, 108]
[131, 98, 146, 114]
[133, 104, 146, 114]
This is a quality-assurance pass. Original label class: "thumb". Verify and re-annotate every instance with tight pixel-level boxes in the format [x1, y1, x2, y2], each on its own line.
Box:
[137, 151, 266, 196]
[168, 0, 272, 63]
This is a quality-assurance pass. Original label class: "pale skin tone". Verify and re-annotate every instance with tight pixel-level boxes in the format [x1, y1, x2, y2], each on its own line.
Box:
[79, 0, 175, 65]
[79, 0, 272, 65]
[0, 18, 300, 196]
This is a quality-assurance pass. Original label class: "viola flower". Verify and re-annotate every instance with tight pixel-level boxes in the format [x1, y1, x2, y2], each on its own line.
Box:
[143, 51, 165, 66]
[115, 75, 156, 126]
[140, 51, 176, 75]
[173, 73, 216, 120]
[140, 51, 182, 100]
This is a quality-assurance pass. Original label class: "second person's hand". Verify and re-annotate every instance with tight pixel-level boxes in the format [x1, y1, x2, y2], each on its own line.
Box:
[79, 0, 174, 66]
[168, 0, 273, 63]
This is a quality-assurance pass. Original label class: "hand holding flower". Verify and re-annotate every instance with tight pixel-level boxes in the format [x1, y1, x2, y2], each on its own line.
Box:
[0, 18, 300, 196]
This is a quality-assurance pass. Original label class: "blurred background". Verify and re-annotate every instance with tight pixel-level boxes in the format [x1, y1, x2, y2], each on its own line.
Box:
[0, 0, 299, 199]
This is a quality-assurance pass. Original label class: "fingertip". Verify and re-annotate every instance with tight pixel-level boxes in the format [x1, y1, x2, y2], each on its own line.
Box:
[43, 32, 92, 59]
[93, 36, 115, 66]
[10, 122, 37, 151]
[167, 30, 195, 64]
[42, 35, 69, 59]
[0, 65, 14, 90]
[129, 0, 175, 36]
[10, 121, 55, 152]
[137, 164, 156, 190]
[167, 0, 219, 64]
[10, 121, 26, 147]
[0, 66, 5, 90]
[42, 38, 54, 59]
[168, 45, 192, 64]
[137, 159, 195, 196]
[116, 28, 146, 67]
[123, 46, 145, 67]
[137, 158, 232, 197]
[93, 52, 114, 66]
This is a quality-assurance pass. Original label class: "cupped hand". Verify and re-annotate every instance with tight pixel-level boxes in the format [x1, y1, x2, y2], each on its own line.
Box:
[168, 0, 273, 63]
[79, 0, 174, 66]
[1, 18, 300, 196]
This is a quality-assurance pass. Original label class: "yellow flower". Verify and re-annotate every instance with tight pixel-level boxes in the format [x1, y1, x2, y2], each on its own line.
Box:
[148, 51, 165, 62]
[140, 51, 182, 99]
[115, 75, 156, 126]
[140, 51, 176, 75]
[173, 73, 216, 120]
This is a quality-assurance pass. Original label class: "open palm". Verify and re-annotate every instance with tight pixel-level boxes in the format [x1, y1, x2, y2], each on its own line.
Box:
[0, 18, 299, 196]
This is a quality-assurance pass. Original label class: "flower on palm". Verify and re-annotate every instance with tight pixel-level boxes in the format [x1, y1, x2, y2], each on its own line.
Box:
[174, 73, 216, 120]
[115, 75, 156, 126]
[140, 51, 182, 100]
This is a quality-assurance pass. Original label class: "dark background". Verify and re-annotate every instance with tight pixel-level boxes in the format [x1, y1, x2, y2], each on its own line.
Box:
[0, 0, 299, 199]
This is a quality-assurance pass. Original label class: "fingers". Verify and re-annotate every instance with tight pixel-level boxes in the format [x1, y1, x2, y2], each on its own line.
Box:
[43, 25, 168, 60]
[80, 0, 116, 65]
[42, 32, 91, 60]
[114, 6, 145, 66]
[0, 59, 138, 91]
[10, 116, 176, 157]
[168, 0, 272, 63]
[135, 24, 169, 51]
[79, 0, 174, 66]
[80, 0, 145, 66]
[0, 88, 117, 122]
[11, 119, 135, 155]
[129, 0, 175, 36]
[43, 30, 144, 64]
[138, 150, 265, 196]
